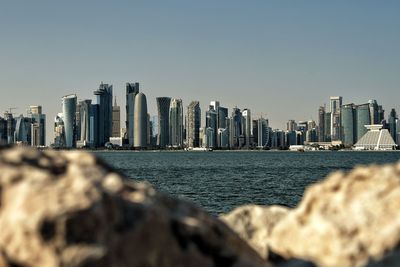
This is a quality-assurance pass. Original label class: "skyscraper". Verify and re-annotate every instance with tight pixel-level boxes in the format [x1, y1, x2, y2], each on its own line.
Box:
[187, 101, 201, 148]
[330, 96, 343, 141]
[133, 93, 148, 148]
[112, 97, 121, 137]
[257, 117, 270, 148]
[126, 82, 139, 146]
[78, 99, 92, 147]
[388, 108, 397, 142]
[368, 100, 379, 124]
[62, 94, 77, 148]
[29, 105, 46, 146]
[356, 103, 371, 142]
[94, 83, 113, 146]
[286, 120, 297, 132]
[341, 103, 356, 146]
[169, 98, 183, 147]
[206, 106, 218, 148]
[242, 109, 252, 147]
[231, 108, 242, 148]
[318, 106, 325, 142]
[14, 115, 31, 145]
[156, 97, 171, 148]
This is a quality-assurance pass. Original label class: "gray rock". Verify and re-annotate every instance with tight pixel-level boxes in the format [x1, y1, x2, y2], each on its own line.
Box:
[269, 162, 400, 267]
[220, 205, 289, 259]
[0, 147, 270, 267]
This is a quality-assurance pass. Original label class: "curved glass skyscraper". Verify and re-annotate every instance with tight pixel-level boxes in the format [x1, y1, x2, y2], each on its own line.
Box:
[341, 104, 355, 146]
[156, 97, 171, 148]
[62, 94, 77, 148]
[187, 101, 201, 148]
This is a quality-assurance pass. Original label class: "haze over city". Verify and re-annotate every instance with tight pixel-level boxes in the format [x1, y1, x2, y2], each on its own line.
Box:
[1, 1, 399, 144]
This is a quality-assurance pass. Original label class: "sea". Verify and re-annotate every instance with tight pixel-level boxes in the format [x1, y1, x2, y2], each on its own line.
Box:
[95, 151, 400, 215]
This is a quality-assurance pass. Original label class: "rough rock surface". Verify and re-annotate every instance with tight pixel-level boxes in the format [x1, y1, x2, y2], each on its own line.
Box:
[0, 147, 270, 267]
[269, 162, 400, 267]
[220, 205, 289, 259]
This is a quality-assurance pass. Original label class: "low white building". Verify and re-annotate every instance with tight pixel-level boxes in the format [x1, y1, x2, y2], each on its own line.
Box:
[354, 125, 397, 150]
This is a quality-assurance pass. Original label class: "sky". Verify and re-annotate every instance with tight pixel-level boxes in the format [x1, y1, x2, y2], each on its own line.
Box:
[0, 0, 399, 144]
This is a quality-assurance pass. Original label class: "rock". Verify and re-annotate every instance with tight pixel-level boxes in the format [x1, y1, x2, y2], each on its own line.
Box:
[269, 162, 400, 267]
[0, 147, 270, 267]
[220, 205, 289, 259]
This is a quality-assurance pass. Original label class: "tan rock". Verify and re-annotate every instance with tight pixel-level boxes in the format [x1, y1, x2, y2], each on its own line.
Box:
[269, 162, 400, 267]
[0, 147, 270, 267]
[221, 205, 289, 259]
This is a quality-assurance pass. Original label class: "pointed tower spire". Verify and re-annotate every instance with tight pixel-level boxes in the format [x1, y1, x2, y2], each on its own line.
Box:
[114, 96, 117, 106]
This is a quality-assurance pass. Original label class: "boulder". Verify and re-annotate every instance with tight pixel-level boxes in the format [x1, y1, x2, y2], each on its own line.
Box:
[269, 162, 400, 267]
[0, 147, 270, 267]
[220, 205, 289, 259]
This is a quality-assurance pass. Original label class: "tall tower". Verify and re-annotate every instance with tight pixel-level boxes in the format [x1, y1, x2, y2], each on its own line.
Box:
[205, 105, 217, 148]
[242, 109, 252, 147]
[126, 82, 139, 146]
[156, 97, 171, 148]
[330, 96, 343, 141]
[94, 82, 113, 146]
[388, 108, 398, 142]
[112, 97, 121, 137]
[62, 94, 77, 148]
[187, 101, 201, 148]
[29, 105, 46, 146]
[133, 93, 148, 148]
[340, 103, 356, 146]
[356, 103, 371, 142]
[169, 99, 183, 147]
[318, 106, 325, 142]
[78, 99, 92, 146]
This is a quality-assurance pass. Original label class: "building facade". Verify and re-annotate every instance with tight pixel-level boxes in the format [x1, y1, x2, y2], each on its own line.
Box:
[156, 97, 171, 148]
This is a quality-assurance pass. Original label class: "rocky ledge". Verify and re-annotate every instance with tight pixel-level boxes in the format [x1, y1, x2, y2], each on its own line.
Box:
[222, 160, 400, 267]
[0, 147, 399, 267]
[0, 147, 268, 267]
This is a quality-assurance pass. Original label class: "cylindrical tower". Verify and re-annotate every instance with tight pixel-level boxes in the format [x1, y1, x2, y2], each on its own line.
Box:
[62, 94, 77, 148]
[134, 93, 148, 148]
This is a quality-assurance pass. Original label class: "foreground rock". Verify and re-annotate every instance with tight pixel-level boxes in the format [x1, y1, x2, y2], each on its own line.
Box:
[0, 147, 270, 267]
[269, 162, 400, 267]
[220, 205, 289, 259]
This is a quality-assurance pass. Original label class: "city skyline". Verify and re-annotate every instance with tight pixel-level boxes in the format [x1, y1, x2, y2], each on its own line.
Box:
[1, 1, 400, 143]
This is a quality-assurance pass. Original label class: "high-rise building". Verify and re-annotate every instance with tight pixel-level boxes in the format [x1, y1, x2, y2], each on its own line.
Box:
[242, 109, 252, 147]
[378, 105, 385, 124]
[388, 108, 397, 142]
[324, 112, 332, 141]
[133, 93, 148, 148]
[356, 103, 371, 142]
[75, 102, 81, 143]
[368, 100, 379, 124]
[257, 117, 270, 148]
[77, 99, 92, 147]
[206, 106, 218, 148]
[187, 101, 201, 148]
[169, 99, 183, 147]
[89, 104, 99, 147]
[156, 97, 171, 148]
[29, 105, 46, 146]
[14, 115, 31, 145]
[330, 96, 343, 141]
[231, 107, 242, 148]
[218, 107, 228, 129]
[0, 116, 7, 145]
[287, 120, 297, 132]
[126, 82, 139, 146]
[112, 97, 121, 137]
[94, 83, 113, 147]
[54, 113, 65, 148]
[62, 94, 77, 148]
[341, 103, 356, 147]
[4, 111, 15, 144]
[318, 106, 325, 142]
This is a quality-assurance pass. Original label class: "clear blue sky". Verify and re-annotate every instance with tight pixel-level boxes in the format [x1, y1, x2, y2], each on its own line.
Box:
[0, 1, 399, 144]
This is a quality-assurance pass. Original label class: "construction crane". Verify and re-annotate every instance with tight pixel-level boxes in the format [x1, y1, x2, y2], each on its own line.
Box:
[4, 107, 17, 117]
